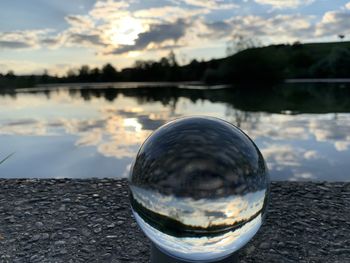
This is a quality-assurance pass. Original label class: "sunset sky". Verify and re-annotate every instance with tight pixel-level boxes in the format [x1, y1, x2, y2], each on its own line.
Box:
[1, 0, 350, 75]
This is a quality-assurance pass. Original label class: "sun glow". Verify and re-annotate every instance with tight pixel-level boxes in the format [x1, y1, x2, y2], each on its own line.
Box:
[108, 16, 146, 46]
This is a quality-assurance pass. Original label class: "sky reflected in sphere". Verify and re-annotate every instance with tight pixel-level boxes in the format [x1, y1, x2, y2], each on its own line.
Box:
[129, 116, 269, 262]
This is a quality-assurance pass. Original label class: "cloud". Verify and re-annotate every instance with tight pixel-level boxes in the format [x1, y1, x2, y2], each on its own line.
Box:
[178, 0, 238, 9]
[0, 30, 49, 50]
[346, 2, 350, 10]
[67, 33, 106, 47]
[254, 0, 314, 9]
[316, 11, 350, 37]
[206, 21, 231, 32]
[0, 40, 32, 49]
[202, 21, 232, 38]
[65, 15, 95, 29]
[201, 14, 313, 42]
[89, 0, 130, 20]
[134, 6, 208, 23]
[107, 19, 188, 54]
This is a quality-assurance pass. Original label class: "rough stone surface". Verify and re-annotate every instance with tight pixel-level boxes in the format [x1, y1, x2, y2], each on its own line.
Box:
[0, 179, 349, 263]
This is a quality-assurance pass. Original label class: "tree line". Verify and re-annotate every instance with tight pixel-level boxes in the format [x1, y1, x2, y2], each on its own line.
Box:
[1, 40, 350, 90]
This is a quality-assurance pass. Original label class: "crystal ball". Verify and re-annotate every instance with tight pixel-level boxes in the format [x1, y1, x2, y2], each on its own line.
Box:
[129, 116, 269, 262]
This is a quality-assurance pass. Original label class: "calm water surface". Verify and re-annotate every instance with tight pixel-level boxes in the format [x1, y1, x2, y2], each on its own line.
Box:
[1, 83, 350, 181]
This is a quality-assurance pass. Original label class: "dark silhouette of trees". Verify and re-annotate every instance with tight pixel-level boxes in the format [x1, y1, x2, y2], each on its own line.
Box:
[78, 65, 90, 82]
[310, 47, 350, 78]
[90, 67, 101, 82]
[101, 64, 118, 82]
[2, 42, 350, 90]
[6, 70, 15, 79]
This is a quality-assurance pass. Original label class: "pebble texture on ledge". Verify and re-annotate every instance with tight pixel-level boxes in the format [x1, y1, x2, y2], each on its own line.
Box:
[0, 179, 349, 263]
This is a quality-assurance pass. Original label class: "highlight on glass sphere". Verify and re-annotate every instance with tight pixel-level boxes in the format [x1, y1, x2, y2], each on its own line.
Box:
[128, 116, 269, 262]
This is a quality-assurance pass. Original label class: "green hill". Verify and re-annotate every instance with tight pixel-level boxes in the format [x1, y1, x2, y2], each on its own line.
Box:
[205, 41, 350, 84]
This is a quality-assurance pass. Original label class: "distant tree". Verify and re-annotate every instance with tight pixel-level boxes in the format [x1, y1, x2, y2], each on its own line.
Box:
[101, 63, 118, 81]
[90, 67, 101, 82]
[167, 50, 178, 67]
[6, 70, 15, 79]
[292, 41, 303, 49]
[65, 68, 78, 82]
[78, 65, 91, 82]
[159, 57, 170, 67]
[66, 69, 77, 78]
[226, 34, 261, 56]
[134, 60, 155, 70]
[79, 65, 90, 76]
[189, 59, 199, 66]
[41, 69, 49, 83]
[338, 34, 345, 40]
[179, 53, 188, 65]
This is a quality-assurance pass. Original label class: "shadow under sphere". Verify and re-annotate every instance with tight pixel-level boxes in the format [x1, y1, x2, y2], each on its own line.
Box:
[129, 116, 269, 262]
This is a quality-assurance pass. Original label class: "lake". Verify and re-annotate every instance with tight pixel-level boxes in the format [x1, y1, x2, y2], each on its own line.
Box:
[1, 82, 350, 181]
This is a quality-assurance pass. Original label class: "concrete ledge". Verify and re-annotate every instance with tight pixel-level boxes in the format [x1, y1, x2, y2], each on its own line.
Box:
[0, 179, 349, 262]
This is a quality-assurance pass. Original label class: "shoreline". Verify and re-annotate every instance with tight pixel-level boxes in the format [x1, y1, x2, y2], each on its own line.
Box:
[0, 179, 349, 262]
[2, 78, 350, 93]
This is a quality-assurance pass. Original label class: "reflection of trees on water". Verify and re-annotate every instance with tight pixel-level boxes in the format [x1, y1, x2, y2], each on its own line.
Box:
[4, 82, 350, 114]
[225, 107, 262, 129]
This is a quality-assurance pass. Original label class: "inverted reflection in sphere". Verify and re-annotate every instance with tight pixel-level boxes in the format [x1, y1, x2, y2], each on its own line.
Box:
[129, 116, 269, 262]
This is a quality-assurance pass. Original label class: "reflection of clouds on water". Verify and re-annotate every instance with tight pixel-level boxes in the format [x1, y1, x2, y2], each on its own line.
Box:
[131, 185, 265, 228]
[62, 115, 153, 158]
[261, 145, 323, 168]
[0, 95, 170, 159]
[261, 144, 324, 181]
[262, 144, 302, 168]
[304, 150, 321, 160]
[231, 113, 350, 179]
[238, 114, 310, 141]
[334, 141, 350, 151]
[134, 211, 261, 262]
[308, 115, 350, 151]
[0, 116, 152, 158]
[0, 119, 49, 136]
[0, 89, 182, 160]
[238, 113, 350, 152]
[75, 129, 102, 146]
[293, 172, 314, 180]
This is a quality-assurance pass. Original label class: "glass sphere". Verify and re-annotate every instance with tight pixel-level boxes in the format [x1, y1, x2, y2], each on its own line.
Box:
[129, 116, 269, 262]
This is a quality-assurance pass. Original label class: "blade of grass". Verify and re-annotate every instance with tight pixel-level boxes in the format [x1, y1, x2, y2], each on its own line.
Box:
[0, 153, 14, 165]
